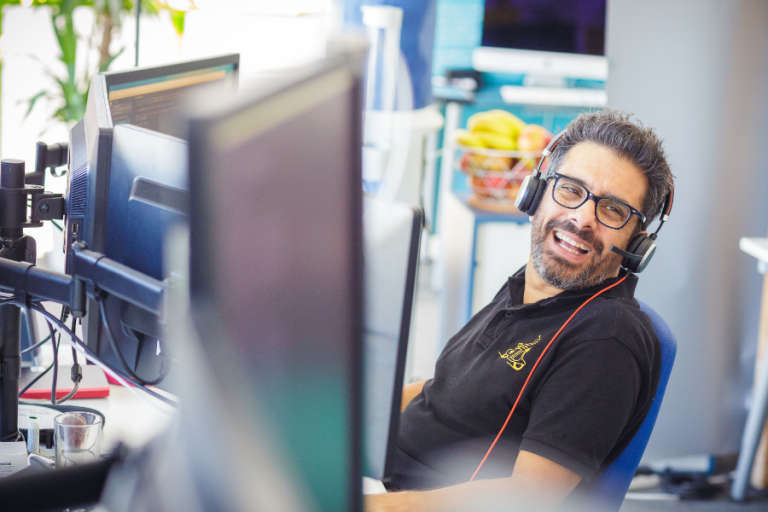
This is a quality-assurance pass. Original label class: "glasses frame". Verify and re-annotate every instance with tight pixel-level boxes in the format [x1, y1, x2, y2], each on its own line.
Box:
[549, 173, 647, 230]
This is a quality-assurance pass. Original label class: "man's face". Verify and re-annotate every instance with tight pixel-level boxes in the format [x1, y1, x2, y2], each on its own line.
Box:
[530, 141, 648, 290]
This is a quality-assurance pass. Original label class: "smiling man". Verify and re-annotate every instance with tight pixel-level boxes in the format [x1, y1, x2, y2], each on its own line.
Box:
[366, 110, 674, 512]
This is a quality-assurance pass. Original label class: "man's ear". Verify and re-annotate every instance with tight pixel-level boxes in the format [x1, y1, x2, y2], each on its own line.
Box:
[529, 215, 534, 222]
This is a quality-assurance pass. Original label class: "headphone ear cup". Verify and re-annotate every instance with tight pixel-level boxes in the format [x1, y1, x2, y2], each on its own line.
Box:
[515, 175, 536, 213]
[515, 175, 548, 215]
[526, 178, 549, 216]
[623, 233, 657, 273]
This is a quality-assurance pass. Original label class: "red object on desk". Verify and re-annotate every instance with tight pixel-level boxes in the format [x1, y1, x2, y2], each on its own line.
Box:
[19, 365, 110, 399]
[105, 373, 139, 386]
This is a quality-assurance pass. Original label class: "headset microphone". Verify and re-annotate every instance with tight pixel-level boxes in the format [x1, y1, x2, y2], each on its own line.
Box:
[612, 240, 657, 274]
[616, 185, 673, 274]
[610, 245, 643, 260]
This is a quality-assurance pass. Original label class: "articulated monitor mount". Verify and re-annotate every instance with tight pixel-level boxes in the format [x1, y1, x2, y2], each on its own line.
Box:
[0, 156, 165, 468]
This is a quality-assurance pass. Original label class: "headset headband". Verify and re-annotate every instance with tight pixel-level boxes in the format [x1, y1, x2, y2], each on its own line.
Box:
[533, 130, 567, 179]
[649, 187, 674, 240]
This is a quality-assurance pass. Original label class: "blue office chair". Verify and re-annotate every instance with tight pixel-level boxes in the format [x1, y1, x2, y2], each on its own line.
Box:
[586, 300, 678, 511]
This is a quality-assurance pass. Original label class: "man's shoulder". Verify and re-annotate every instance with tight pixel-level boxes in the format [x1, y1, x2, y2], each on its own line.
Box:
[563, 295, 659, 358]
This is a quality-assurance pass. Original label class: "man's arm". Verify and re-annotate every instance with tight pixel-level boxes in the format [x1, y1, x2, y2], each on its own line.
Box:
[400, 379, 426, 412]
[365, 450, 581, 512]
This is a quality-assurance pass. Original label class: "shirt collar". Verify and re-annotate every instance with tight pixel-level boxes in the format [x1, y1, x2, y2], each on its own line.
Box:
[506, 265, 638, 308]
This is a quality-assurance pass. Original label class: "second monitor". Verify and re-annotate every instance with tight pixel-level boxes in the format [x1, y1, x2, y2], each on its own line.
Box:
[66, 54, 239, 385]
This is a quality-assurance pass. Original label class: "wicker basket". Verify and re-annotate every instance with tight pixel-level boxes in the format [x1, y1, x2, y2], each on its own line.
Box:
[455, 144, 544, 212]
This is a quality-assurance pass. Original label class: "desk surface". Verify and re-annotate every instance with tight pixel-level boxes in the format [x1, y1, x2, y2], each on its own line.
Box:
[22, 384, 174, 454]
[741, 237, 768, 264]
[453, 191, 529, 223]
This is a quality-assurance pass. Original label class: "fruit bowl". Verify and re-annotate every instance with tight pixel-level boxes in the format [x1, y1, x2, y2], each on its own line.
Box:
[455, 144, 544, 212]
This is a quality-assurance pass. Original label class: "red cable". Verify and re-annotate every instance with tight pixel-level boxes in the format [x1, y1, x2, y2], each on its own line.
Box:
[469, 275, 629, 482]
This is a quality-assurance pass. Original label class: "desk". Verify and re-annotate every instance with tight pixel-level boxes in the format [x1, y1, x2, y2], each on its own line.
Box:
[732, 237, 768, 500]
[19, 383, 174, 458]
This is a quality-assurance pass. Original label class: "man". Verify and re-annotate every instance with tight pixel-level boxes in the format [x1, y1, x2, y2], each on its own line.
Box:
[366, 110, 674, 511]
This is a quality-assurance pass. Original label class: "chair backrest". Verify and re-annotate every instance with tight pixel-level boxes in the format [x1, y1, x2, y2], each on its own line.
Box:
[586, 300, 677, 511]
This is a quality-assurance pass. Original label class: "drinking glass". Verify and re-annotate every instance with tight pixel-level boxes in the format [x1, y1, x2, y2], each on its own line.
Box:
[54, 412, 102, 468]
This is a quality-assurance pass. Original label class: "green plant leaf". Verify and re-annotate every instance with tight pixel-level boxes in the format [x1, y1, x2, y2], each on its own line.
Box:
[170, 8, 184, 35]
[100, 45, 125, 72]
[12, 0, 174, 127]
[23, 90, 51, 119]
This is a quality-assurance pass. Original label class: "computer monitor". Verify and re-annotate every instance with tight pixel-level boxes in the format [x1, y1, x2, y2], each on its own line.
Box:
[362, 194, 422, 482]
[473, 0, 608, 82]
[187, 52, 365, 512]
[66, 55, 239, 385]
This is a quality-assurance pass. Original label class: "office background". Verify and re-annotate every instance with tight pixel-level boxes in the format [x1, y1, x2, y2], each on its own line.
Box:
[0, 0, 767, 496]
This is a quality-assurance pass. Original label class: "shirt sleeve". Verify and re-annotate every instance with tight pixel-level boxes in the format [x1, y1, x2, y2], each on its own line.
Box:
[518, 338, 642, 480]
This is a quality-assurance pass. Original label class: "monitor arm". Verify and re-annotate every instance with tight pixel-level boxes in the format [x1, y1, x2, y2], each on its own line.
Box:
[0, 245, 165, 318]
[0, 158, 165, 457]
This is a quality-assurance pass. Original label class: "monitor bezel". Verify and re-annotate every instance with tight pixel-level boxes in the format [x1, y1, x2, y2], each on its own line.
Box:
[103, 53, 240, 90]
[187, 52, 366, 512]
[69, 53, 241, 386]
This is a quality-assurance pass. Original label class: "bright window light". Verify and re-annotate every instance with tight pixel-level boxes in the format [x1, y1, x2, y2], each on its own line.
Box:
[194, 0, 330, 16]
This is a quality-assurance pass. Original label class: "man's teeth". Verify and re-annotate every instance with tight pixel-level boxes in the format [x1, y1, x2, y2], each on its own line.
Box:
[554, 231, 589, 254]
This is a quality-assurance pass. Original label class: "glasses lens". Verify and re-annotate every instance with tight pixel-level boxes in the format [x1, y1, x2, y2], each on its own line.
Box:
[597, 199, 631, 228]
[553, 177, 586, 207]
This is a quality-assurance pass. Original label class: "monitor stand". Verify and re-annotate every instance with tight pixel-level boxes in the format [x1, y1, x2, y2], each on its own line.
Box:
[0, 160, 47, 473]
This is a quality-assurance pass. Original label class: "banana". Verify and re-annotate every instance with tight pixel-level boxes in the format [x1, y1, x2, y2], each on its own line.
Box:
[473, 131, 516, 150]
[467, 110, 527, 138]
[486, 110, 527, 135]
[468, 115, 515, 138]
[454, 129, 488, 148]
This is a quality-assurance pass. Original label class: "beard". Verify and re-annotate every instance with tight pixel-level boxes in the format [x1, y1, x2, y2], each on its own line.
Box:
[530, 215, 623, 291]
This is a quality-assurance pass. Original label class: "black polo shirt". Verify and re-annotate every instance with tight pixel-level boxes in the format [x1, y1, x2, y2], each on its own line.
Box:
[390, 266, 661, 490]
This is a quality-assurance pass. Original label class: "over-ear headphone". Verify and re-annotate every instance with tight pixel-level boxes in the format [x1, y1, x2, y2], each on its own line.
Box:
[514, 130, 566, 216]
[514, 129, 675, 274]
[610, 189, 674, 273]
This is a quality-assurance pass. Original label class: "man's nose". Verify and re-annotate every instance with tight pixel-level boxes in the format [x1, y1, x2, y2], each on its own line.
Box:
[567, 199, 599, 229]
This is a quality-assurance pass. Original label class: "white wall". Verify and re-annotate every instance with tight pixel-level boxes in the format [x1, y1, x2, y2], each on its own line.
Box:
[0, 2, 334, 258]
[607, 0, 768, 459]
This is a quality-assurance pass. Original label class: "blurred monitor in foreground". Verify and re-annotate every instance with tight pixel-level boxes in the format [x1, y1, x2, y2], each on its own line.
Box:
[187, 50, 366, 512]
[66, 55, 238, 386]
[362, 194, 422, 482]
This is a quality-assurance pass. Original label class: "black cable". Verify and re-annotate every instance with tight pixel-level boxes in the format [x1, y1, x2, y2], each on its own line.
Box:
[20, 333, 52, 356]
[71, 317, 78, 366]
[19, 360, 54, 398]
[29, 304, 178, 407]
[55, 381, 79, 405]
[50, 220, 63, 232]
[57, 317, 82, 405]
[97, 297, 164, 386]
[48, 317, 60, 405]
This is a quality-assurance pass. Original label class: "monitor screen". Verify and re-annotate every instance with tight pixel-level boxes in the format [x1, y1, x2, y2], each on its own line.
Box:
[362, 194, 422, 481]
[66, 54, 239, 386]
[107, 63, 237, 138]
[188, 54, 365, 512]
[482, 0, 607, 56]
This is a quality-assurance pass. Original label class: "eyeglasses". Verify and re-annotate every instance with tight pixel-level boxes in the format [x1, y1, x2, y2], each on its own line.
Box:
[549, 173, 646, 230]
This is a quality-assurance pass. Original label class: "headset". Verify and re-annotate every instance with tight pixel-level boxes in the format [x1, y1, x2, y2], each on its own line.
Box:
[468, 130, 675, 482]
[514, 130, 674, 274]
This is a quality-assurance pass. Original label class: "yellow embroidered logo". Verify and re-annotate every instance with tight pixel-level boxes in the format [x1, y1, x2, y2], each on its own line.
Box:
[499, 335, 541, 371]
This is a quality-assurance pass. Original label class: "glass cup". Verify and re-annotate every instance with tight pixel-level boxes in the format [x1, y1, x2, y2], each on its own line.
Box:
[54, 412, 102, 468]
